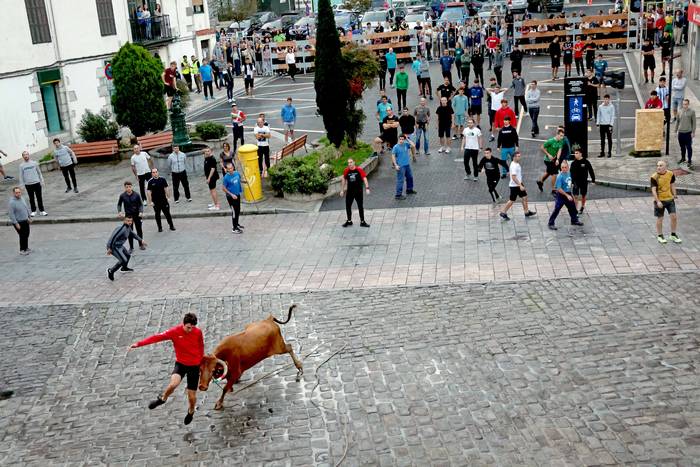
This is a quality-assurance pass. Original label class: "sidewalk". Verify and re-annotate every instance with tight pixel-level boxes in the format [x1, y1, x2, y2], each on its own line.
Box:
[589, 46, 700, 194]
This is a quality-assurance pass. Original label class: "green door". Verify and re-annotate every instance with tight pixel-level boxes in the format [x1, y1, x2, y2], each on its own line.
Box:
[41, 83, 63, 133]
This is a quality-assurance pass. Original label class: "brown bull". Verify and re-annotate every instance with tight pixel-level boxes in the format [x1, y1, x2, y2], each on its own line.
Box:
[198, 304, 303, 410]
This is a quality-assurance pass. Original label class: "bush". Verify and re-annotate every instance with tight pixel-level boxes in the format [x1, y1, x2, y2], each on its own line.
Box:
[77, 109, 118, 142]
[195, 121, 227, 140]
[39, 154, 53, 163]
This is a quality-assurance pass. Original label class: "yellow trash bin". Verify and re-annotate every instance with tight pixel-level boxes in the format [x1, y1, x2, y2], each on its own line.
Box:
[237, 144, 263, 202]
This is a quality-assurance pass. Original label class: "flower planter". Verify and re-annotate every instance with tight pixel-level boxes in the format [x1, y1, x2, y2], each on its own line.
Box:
[282, 154, 379, 200]
[39, 159, 58, 173]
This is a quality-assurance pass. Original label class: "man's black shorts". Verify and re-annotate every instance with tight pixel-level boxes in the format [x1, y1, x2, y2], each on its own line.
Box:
[173, 362, 200, 391]
[438, 125, 451, 138]
[469, 104, 482, 115]
[509, 186, 527, 201]
[643, 58, 656, 70]
[572, 182, 588, 197]
[545, 159, 559, 175]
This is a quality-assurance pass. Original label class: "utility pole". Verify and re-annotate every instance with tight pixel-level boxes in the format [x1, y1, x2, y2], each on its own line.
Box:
[665, 2, 677, 155]
[615, 88, 622, 156]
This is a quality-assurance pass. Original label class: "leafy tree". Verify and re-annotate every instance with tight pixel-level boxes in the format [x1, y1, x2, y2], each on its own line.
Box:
[219, 0, 256, 22]
[314, 0, 349, 148]
[77, 109, 119, 142]
[341, 43, 379, 147]
[111, 42, 167, 137]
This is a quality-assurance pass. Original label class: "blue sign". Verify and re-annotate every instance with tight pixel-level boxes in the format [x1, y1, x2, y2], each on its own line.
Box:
[568, 97, 583, 123]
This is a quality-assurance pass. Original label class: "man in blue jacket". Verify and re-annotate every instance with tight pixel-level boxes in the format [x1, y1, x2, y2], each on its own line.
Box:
[199, 59, 214, 100]
[385, 48, 397, 88]
[281, 97, 297, 143]
[222, 163, 244, 234]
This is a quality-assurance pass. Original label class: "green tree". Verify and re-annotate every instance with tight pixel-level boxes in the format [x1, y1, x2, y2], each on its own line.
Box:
[314, 0, 349, 148]
[111, 42, 167, 137]
[342, 43, 379, 147]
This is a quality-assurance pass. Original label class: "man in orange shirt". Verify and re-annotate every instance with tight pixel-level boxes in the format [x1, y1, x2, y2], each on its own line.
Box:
[128, 313, 205, 425]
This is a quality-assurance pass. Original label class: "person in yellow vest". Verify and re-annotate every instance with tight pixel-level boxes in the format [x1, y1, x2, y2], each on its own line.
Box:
[651, 160, 681, 244]
[190, 55, 202, 94]
[180, 55, 192, 91]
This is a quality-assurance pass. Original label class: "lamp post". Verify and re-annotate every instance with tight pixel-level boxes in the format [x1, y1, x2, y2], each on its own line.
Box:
[665, 0, 678, 155]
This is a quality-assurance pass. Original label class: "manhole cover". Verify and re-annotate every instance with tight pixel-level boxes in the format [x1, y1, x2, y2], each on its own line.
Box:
[672, 168, 689, 176]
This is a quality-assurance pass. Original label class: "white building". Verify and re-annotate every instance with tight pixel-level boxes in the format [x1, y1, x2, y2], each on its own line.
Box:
[0, 0, 216, 163]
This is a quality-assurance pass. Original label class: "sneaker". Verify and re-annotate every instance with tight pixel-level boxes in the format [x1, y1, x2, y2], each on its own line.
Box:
[40, 211, 48, 216]
[489, 135, 495, 142]
[148, 396, 166, 410]
[598, 154, 605, 158]
[139, 244, 146, 250]
[342, 220, 353, 227]
[571, 220, 584, 226]
[232, 228, 243, 234]
[30, 211, 36, 217]
[208, 203, 215, 208]
[406, 190, 417, 195]
[438, 147, 444, 153]
[107, 268, 114, 281]
[207, 205, 219, 211]
[669, 234, 682, 243]
[158, 228, 163, 232]
[120, 267, 135, 272]
[187, 198, 192, 202]
[499, 212, 510, 221]
[451, 135, 457, 140]
[524, 210, 537, 217]
[175, 199, 180, 204]
[536, 180, 544, 192]
[360, 221, 370, 228]
[395, 195, 406, 200]
[445, 148, 451, 153]
[657, 235, 668, 244]
[678, 158, 686, 164]
[473, 176, 478, 182]
[65, 188, 71, 193]
[143, 201, 148, 206]
[73, 188, 79, 193]
[578, 207, 584, 215]
[548, 224, 558, 230]
[169, 226, 176, 231]
[424, 151, 430, 156]
[495, 192, 501, 200]
[184, 411, 194, 425]
[464, 176, 470, 180]
[19, 250, 29, 256]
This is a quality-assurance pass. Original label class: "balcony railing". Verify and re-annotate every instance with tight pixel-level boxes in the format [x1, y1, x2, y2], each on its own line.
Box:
[129, 14, 173, 44]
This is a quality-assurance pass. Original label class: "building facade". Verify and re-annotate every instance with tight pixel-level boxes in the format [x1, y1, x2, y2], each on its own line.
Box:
[0, 0, 216, 163]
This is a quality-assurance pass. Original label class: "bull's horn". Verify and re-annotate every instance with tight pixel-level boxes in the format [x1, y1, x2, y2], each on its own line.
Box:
[216, 359, 228, 379]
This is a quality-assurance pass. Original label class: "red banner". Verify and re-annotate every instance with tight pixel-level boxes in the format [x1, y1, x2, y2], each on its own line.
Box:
[689, 3, 700, 26]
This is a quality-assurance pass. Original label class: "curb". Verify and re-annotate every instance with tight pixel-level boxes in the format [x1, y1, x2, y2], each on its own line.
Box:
[596, 178, 700, 195]
[4, 207, 306, 226]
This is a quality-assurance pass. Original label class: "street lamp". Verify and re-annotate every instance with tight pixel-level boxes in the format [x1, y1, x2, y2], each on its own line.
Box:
[665, 0, 681, 155]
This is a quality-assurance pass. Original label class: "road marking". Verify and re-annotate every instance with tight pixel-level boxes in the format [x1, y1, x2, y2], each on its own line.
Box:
[252, 86, 315, 97]
[237, 96, 317, 102]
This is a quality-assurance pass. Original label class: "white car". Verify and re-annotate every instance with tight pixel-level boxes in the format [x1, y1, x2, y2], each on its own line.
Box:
[402, 11, 431, 29]
[362, 10, 391, 30]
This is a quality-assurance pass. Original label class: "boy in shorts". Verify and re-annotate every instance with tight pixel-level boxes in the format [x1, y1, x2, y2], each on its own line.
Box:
[500, 152, 536, 220]
[570, 149, 596, 214]
[651, 160, 682, 244]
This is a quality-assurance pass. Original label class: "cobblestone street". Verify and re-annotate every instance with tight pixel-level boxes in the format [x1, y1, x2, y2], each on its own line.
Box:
[1, 273, 699, 466]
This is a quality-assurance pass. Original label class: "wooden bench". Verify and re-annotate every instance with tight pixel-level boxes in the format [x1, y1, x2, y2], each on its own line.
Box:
[273, 134, 308, 163]
[70, 140, 119, 161]
[520, 37, 629, 51]
[136, 131, 173, 151]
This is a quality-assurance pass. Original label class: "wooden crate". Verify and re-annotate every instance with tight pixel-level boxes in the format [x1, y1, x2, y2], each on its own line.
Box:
[634, 109, 665, 151]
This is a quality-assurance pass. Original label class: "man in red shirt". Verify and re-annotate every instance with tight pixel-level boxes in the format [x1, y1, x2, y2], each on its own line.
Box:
[128, 313, 205, 425]
[485, 32, 500, 70]
[494, 99, 517, 135]
[573, 36, 585, 76]
[161, 61, 178, 109]
[645, 90, 663, 109]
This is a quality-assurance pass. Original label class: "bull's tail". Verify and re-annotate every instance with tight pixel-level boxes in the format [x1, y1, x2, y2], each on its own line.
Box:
[273, 304, 297, 325]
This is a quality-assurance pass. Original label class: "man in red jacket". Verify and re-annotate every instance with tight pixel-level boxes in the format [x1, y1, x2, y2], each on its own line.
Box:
[128, 312, 205, 425]
[493, 99, 517, 137]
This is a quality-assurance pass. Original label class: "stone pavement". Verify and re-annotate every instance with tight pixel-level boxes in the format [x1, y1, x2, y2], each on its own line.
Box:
[1, 197, 699, 307]
[1, 273, 699, 466]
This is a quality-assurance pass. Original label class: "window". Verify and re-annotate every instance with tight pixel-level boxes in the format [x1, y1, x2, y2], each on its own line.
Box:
[37, 69, 63, 133]
[96, 0, 117, 36]
[193, 0, 205, 14]
[25, 0, 51, 44]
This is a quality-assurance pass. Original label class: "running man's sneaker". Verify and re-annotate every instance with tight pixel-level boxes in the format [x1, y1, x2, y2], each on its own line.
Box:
[30, 212, 36, 217]
[489, 135, 495, 142]
[473, 176, 478, 182]
[657, 235, 668, 244]
[445, 148, 451, 153]
[207, 203, 215, 208]
[360, 221, 370, 227]
[424, 151, 430, 155]
[143, 201, 147, 206]
[524, 210, 537, 217]
[149, 396, 166, 410]
[73, 188, 79, 193]
[184, 411, 194, 425]
[169, 226, 176, 231]
[406, 190, 417, 195]
[464, 176, 470, 180]
[548, 224, 558, 230]
[342, 220, 353, 227]
[499, 212, 510, 221]
[537, 180, 544, 192]
[578, 207, 585, 214]
[232, 228, 243, 234]
[571, 220, 584, 226]
[670, 234, 682, 243]
[175, 199, 180, 204]
[40, 211, 48, 216]
[451, 135, 457, 140]
[187, 198, 192, 202]
[65, 188, 71, 193]
[438, 147, 444, 153]
[120, 267, 135, 272]
[107, 268, 114, 281]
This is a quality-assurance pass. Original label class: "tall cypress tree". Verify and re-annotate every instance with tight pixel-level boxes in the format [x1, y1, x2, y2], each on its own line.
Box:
[112, 43, 168, 137]
[314, 0, 349, 147]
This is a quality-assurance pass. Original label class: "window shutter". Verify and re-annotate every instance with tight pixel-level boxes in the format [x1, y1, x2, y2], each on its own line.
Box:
[96, 0, 117, 36]
[25, 0, 52, 44]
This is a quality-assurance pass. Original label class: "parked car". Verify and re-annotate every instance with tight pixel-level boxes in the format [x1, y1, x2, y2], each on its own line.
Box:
[438, 2, 467, 25]
[251, 11, 278, 25]
[362, 9, 392, 30]
[402, 10, 431, 28]
[335, 11, 361, 33]
[507, 0, 527, 13]
[289, 16, 316, 38]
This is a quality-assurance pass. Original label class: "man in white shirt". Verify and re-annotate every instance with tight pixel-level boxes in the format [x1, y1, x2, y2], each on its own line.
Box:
[130, 144, 152, 205]
[499, 152, 536, 221]
[460, 118, 482, 181]
[253, 117, 271, 176]
[285, 47, 297, 82]
[487, 81, 506, 141]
